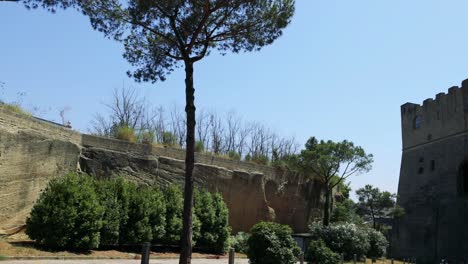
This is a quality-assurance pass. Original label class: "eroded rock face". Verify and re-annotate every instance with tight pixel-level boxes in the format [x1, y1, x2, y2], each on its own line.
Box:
[0, 114, 80, 234]
[0, 106, 323, 234]
[79, 147, 318, 233]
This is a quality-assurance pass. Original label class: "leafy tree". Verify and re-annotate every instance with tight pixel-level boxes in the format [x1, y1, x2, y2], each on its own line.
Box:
[8, 1, 295, 262]
[298, 137, 373, 226]
[330, 199, 362, 225]
[356, 184, 404, 229]
[84, 2, 295, 261]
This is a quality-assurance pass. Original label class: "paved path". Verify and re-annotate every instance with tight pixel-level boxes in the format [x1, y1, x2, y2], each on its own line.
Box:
[0, 259, 250, 264]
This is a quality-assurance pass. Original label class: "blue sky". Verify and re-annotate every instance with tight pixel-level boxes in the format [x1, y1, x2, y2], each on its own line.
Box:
[2, 0, 468, 197]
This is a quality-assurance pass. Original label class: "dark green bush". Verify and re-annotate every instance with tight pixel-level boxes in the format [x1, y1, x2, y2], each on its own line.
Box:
[195, 141, 205, 152]
[366, 228, 388, 258]
[230, 232, 250, 254]
[161, 184, 201, 245]
[162, 131, 177, 146]
[194, 189, 231, 253]
[305, 239, 340, 264]
[247, 222, 301, 264]
[120, 185, 166, 244]
[26, 173, 103, 250]
[27, 176, 229, 253]
[227, 151, 241, 161]
[161, 184, 183, 245]
[95, 179, 124, 245]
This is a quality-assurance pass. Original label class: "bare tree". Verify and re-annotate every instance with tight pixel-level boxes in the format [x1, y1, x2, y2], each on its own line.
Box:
[209, 112, 225, 154]
[169, 104, 186, 147]
[224, 111, 241, 154]
[196, 108, 210, 148]
[90, 86, 148, 137]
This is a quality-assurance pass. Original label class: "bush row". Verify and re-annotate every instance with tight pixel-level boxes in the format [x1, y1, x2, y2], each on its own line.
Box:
[308, 223, 388, 263]
[26, 173, 230, 252]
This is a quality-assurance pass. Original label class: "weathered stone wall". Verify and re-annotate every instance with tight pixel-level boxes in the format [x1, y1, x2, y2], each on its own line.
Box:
[0, 105, 323, 235]
[394, 79, 468, 263]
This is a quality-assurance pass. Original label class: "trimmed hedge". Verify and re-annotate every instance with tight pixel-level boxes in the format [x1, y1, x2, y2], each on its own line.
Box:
[26, 173, 230, 252]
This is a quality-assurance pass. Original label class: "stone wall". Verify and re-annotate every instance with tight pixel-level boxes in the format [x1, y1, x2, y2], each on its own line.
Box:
[0, 105, 323, 235]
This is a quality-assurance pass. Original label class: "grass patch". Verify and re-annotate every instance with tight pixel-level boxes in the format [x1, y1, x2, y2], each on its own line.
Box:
[0, 255, 8, 261]
[0, 103, 31, 117]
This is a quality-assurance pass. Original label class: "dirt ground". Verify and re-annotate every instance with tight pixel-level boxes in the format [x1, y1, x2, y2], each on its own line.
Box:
[0, 232, 404, 264]
[0, 232, 245, 260]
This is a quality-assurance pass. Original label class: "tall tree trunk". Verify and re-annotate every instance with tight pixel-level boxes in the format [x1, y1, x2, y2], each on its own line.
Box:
[323, 188, 331, 226]
[179, 61, 195, 264]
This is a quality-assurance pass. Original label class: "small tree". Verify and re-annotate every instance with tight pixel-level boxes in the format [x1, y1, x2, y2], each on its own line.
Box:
[299, 137, 373, 226]
[356, 185, 404, 229]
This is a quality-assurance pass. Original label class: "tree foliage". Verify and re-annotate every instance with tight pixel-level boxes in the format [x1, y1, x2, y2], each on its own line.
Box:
[26, 173, 103, 250]
[298, 137, 373, 226]
[194, 189, 230, 253]
[356, 184, 404, 229]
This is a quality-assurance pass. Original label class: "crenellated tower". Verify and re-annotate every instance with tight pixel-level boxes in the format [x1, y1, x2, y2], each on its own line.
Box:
[394, 79, 468, 262]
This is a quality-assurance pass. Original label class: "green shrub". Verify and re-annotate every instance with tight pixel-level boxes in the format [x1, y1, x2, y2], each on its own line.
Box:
[120, 185, 166, 244]
[247, 222, 301, 264]
[305, 239, 340, 264]
[161, 185, 201, 245]
[310, 223, 370, 260]
[251, 154, 269, 165]
[95, 179, 126, 245]
[161, 185, 183, 245]
[227, 151, 241, 161]
[366, 228, 388, 258]
[115, 126, 136, 143]
[195, 141, 205, 152]
[26, 173, 103, 250]
[162, 131, 177, 146]
[230, 232, 250, 254]
[1, 102, 31, 116]
[194, 189, 231, 253]
[139, 130, 155, 144]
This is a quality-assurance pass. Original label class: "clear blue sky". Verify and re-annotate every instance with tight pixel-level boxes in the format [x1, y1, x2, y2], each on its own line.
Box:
[2, 0, 468, 197]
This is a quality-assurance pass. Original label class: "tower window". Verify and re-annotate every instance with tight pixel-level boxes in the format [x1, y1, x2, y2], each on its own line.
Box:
[418, 167, 424, 174]
[414, 115, 423, 129]
[430, 160, 435, 171]
[459, 161, 468, 196]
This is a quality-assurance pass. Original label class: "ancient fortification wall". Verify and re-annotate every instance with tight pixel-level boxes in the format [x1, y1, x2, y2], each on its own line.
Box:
[394, 79, 468, 262]
[0, 105, 323, 235]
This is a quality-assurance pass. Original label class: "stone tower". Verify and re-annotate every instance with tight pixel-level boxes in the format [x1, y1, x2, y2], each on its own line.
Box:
[393, 79, 468, 263]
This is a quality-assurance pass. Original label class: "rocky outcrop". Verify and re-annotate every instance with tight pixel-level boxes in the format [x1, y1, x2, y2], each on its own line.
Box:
[0, 105, 323, 235]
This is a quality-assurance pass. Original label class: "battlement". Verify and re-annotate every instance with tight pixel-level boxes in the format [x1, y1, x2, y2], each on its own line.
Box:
[401, 79, 468, 149]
